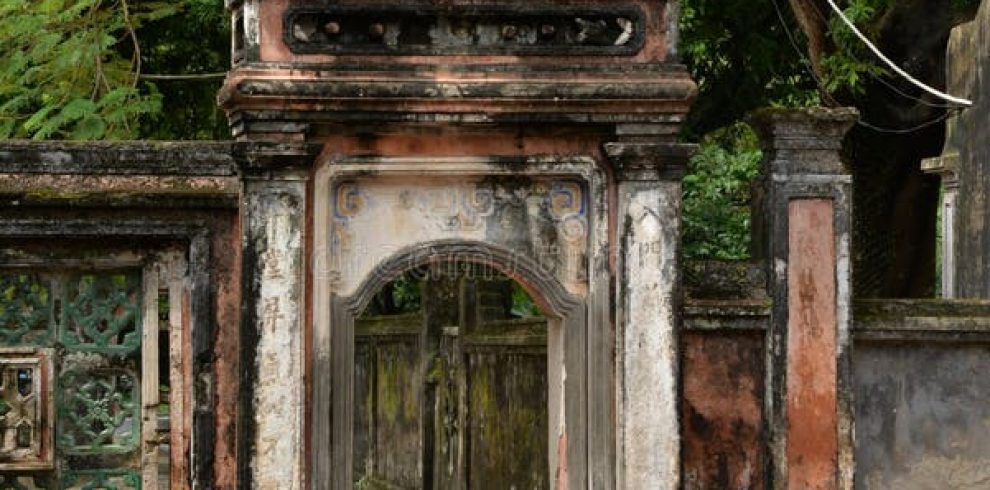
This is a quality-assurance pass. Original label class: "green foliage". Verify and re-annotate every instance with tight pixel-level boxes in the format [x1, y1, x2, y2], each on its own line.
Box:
[679, 0, 816, 259]
[805, 0, 977, 96]
[0, 0, 228, 141]
[510, 283, 541, 318]
[138, 0, 230, 140]
[0, 0, 180, 140]
[679, 0, 820, 138]
[365, 273, 423, 316]
[682, 123, 763, 260]
[390, 275, 422, 313]
[820, 0, 889, 95]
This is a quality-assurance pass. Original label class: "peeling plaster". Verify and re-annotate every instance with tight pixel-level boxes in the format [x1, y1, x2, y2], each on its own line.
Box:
[618, 183, 680, 489]
[248, 183, 306, 489]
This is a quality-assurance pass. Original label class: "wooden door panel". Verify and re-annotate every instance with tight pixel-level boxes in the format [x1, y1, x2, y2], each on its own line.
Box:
[353, 277, 549, 490]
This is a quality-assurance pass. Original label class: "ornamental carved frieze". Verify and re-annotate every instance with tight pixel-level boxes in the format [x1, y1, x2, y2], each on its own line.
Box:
[324, 167, 593, 298]
[284, 4, 645, 56]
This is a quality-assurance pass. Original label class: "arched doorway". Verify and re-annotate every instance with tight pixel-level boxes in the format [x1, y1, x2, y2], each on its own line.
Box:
[352, 264, 551, 489]
[312, 158, 612, 490]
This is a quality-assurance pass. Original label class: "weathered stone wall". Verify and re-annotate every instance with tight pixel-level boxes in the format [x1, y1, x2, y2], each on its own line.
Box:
[6, 0, 989, 487]
[750, 108, 858, 490]
[681, 331, 766, 489]
[222, 0, 699, 486]
[0, 141, 245, 488]
[853, 300, 990, 489]
[682, 261, 769, 490]
[940, 0, 990, 298]
[4, 122, 990, 490]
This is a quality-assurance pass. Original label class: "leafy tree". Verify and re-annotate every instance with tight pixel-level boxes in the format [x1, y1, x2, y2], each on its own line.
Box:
[786, 0, 978, 296]
[138, 0, 229, 140]
[0, 0, 179, 140]
[0, 0, 229, 141]
[679, 0, 820, 139]
[682, 124, 763, 260]
[680, 0, 980, 298]
[679, 0, 816, 261]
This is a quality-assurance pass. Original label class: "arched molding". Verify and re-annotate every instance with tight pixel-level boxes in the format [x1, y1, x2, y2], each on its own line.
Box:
[345, 239, 582, 319]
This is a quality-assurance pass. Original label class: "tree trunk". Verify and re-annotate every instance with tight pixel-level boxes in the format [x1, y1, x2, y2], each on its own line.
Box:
[790, 0, 975, 297]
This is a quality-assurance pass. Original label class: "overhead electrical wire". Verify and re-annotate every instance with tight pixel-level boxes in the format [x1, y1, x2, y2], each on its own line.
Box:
[823, 0, 972, 107]
[866, 72, 958, 109]
[768, 0, 964, 133]
[800, 0, 959, 109]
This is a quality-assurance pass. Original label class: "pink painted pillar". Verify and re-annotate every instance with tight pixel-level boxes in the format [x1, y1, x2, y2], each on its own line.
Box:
[749, 108, 858, 490]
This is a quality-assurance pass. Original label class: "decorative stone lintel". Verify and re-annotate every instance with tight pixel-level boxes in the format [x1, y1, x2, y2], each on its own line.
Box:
[747, 107, 858, 175]
[604, 142, 695, 181]
[283, 4, 647, 56]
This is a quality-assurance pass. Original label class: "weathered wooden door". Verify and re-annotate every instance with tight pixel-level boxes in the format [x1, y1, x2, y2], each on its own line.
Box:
[353, 269, 549, 489]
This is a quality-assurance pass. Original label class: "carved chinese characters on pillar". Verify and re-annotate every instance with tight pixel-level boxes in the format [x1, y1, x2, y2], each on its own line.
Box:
[329, 176, 589, 297]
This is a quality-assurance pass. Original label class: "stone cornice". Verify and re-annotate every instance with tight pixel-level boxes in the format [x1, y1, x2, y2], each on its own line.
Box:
[747, 107, 859, 152]
[231, 141, 323, 174]
[0, 140, 238, 176]
[0, 140, 323, 176]
[219, 65, 697, 127]
[604, 141, 696, 181]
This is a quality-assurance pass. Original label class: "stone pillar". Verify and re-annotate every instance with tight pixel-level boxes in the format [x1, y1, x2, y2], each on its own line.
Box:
[939, 3, 986, 298]
[749, 108, 858, 490]
[237, 146, 318, 489]
[606, 139, 694, 489]
[922, 154, 959, 298]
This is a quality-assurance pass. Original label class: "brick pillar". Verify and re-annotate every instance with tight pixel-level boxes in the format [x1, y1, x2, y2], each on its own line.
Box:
[606, 138, 694, 489]
[749, 108, 858, 490]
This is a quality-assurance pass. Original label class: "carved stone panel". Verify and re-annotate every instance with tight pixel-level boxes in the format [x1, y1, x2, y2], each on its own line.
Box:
[326, 166, 593, 299]
[0, 266, 170, 487]
[285, 4, 645, 56]
[0, 347, 54, 471]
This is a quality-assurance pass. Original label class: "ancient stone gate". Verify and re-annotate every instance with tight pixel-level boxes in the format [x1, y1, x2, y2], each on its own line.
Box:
[2, 1, 990, 489]
[224, 1, 695, 488]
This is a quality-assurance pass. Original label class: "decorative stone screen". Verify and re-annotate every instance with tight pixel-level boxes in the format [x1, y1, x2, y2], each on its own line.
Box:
[0, 257, 183, 489]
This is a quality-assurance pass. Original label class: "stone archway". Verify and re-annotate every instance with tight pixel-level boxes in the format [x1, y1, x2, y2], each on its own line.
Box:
[227, 3, 696, 486]
[331, 241, 583, 490]
[311, 157, 604, 490]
